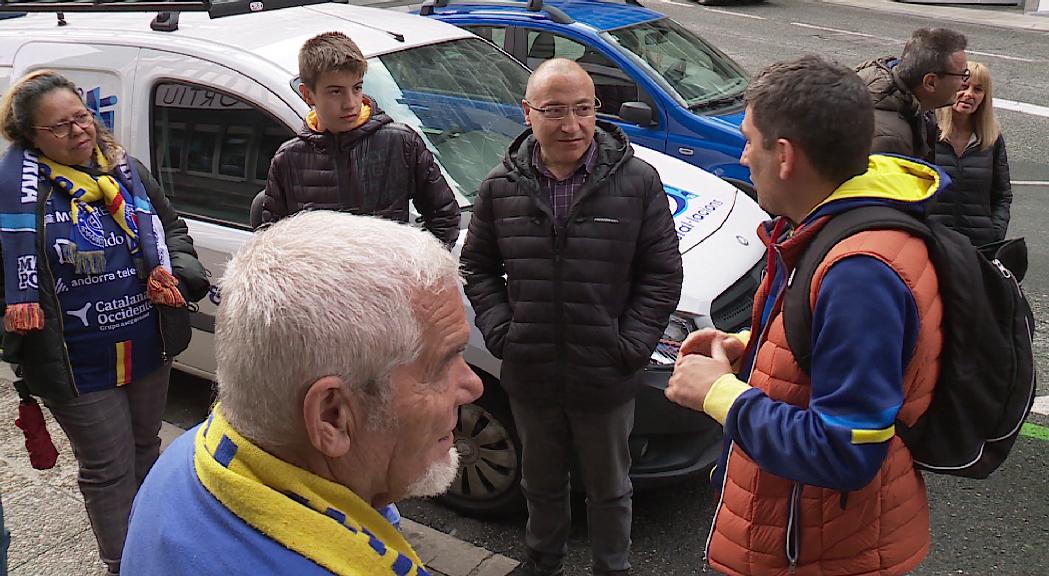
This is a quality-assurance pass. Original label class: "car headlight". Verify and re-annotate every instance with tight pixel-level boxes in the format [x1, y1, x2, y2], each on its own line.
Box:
[650, 311, 704, 367]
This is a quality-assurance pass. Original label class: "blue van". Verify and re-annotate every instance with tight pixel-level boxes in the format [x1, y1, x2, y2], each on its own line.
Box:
[420, 0, 754, 193]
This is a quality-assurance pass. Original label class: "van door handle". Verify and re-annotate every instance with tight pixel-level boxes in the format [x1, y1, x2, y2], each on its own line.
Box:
[678, 147, 694, 156]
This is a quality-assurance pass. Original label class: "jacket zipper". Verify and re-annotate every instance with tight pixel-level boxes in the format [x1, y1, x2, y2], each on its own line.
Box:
[39, 184, 79, 397]
[786, 482, 802, 573]
[703, 244, 787, 570]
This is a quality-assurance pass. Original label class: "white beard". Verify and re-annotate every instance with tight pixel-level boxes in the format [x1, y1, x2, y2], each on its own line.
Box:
[405, 446, 460, 498]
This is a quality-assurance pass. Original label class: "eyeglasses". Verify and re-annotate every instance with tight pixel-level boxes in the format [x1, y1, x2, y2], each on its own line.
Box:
[526, 98, 602, 120]
[34, 110, 94, 138]
[939, 68, 971, 82]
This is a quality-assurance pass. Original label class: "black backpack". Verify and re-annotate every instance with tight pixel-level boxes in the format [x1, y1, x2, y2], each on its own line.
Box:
[783, 206, 1036, 479]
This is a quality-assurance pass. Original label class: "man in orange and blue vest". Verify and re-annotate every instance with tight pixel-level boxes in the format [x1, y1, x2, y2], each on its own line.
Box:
[665, 55, 946, 576]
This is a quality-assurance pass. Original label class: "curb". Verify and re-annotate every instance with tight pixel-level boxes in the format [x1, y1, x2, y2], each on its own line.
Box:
[818, 0, 1049, 32]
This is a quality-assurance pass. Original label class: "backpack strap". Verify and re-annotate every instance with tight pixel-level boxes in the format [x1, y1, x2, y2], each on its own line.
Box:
[783, 205, 931, 374]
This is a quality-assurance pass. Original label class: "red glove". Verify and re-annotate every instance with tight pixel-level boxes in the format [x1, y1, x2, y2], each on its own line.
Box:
[15, 399, 59, 470]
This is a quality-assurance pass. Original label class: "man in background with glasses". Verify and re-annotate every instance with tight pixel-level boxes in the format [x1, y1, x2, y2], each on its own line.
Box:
[461, 59, 682, 576]
[856, 27, 969, 162]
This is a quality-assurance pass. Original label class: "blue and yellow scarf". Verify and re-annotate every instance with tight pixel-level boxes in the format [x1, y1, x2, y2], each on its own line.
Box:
[0, 144, 183, 333]
[195, 407, 431, 576]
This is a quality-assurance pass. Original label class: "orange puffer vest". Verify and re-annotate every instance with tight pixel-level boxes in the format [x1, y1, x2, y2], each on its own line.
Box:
[707, 228, 943, 576]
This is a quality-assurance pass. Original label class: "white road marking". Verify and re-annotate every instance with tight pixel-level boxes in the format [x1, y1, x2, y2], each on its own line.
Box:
[790, 21, 895, 42]
[967, 50, 1039, 63]
[1012, 181, 1049, 186]
[789, 22, 1038, 63]
[1033, 396, 1049, 417]
[997, 99, 1049, 118]
[702, 7, 767, 20]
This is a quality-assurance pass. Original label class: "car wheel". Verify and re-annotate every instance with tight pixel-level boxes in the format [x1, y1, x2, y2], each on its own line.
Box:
[438, 386, 525, 516]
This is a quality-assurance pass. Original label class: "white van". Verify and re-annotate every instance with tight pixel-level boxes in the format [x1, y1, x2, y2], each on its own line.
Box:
[0, 0, 766, 515]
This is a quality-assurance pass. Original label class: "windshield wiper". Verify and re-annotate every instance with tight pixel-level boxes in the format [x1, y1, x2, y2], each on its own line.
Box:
[688, 94, 741, 111]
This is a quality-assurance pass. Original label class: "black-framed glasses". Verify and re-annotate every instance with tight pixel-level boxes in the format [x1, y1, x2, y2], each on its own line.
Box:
[939, 68, 971, 82]
[526, 98, 602, 120]
[34, 110, 94, 138]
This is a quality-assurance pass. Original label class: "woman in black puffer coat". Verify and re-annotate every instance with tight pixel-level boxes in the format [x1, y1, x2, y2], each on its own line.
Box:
[931, 61, 1011, 246]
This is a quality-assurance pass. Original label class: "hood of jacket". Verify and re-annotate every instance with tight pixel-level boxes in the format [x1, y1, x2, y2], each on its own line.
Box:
[856, 57, 922, 118]
[759, 154, 949, 247]
[502, 120, 633, 185]
[296, 95, 394, 150]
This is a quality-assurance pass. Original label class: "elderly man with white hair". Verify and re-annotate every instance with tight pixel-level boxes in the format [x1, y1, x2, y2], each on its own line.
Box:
[120, 211, 483, 576]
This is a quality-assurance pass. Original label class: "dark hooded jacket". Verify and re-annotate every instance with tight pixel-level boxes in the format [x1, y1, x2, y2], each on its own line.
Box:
[856, 57, 937, 163]
[931, 134, 1012, 245]
[460, 122, 682, 410]
[262, 97, 461, 246]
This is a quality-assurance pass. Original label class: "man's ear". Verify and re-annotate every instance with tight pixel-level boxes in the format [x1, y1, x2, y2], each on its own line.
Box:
[521, 99, 532, 127]
[776, 138, 795, 181]
[299, 82, 316, 107]
[920, 72, 938, 97]
[302, 376, 355, 459]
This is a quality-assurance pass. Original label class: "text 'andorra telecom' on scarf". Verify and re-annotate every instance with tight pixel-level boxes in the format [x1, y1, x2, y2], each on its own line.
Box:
[0, 144, 185, 334]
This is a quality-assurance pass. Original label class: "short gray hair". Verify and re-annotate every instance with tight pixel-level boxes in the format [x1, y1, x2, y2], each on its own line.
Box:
[897, 28, 968, 90]
[215, 211, 461, 448]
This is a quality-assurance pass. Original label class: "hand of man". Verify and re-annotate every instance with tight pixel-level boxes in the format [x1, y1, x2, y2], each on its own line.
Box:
[679, 327, 746, 362]
[665, 338, 734, 413]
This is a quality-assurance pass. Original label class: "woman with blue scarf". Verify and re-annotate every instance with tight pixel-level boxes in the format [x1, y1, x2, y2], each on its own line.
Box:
[0, 70, 208, 575]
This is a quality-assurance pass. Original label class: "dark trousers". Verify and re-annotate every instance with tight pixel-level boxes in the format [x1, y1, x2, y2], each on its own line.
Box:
[45, 362, 171, 575]
[509, 397, 635, 575]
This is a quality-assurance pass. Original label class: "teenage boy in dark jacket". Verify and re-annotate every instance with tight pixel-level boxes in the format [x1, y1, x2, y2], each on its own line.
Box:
[262, 32, 460, 246]
[461, 59, 682, 576]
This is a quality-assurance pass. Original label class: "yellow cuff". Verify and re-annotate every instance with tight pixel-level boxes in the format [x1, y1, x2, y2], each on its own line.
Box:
[703, 373, 751, 425]
[730, 330, 751, 372]
[733, 329, 751, 348]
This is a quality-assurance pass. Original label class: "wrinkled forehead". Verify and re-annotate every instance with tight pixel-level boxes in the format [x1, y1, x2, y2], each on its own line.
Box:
[528, 71, 595, 106]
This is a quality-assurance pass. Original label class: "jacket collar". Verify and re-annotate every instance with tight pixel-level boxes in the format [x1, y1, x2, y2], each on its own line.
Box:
[757, 154, 947, 268]
[503, 120, 632, 186]
[297, 95, 393, 150]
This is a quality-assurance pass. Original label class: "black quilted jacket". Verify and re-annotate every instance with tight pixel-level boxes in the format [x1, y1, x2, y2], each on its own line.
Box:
[931, 134, 1012, 246]
[262, 98, 461, 246]
[461, 123, 682, 410]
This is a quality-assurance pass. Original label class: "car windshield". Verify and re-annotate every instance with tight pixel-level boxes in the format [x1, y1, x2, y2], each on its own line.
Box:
[365, 38, 529, 206]
[602, 19, 749, 110]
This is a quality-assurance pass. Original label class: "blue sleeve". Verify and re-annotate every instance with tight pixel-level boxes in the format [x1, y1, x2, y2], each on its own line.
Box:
[723, 255, 919, 490]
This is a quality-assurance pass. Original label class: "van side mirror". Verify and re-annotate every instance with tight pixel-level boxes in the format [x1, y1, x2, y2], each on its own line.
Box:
[619, 101, 654, 126]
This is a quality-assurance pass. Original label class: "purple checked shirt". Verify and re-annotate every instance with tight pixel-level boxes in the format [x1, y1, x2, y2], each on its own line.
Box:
[532, 139, 599, 224]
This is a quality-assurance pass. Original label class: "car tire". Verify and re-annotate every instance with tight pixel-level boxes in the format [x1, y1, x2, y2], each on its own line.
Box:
[437, 377, 525, 516]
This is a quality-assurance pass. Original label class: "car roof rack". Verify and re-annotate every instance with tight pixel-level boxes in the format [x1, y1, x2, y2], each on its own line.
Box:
[420, 0, 573, 25]
[0, 0, 349, 31]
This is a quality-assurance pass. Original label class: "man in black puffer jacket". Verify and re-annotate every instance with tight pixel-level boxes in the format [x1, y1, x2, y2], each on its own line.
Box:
[461, 59, 682, 576]
[261, 32, 460, 246]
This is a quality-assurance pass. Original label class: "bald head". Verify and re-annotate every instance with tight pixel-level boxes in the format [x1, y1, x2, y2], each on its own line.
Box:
[525, 58, 594, 101]
[522, 58, 598, 174]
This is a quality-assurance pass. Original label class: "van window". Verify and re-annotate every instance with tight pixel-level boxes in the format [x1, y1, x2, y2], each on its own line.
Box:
[151, 82, 294, 227]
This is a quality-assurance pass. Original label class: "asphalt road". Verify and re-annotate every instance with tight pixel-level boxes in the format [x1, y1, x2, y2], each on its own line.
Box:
[397, 2, 1049, 575]
[165, 1, 1049, 574]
